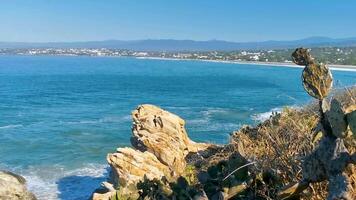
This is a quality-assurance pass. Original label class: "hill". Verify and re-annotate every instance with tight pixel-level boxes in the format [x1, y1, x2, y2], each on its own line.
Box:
[1, 36, 356, 51]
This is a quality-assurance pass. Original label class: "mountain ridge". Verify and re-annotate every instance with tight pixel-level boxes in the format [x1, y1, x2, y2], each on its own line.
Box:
[1, 36, 356, 51]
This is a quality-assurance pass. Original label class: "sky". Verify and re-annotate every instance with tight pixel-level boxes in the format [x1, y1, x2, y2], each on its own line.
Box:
[1, 0, 356, 42]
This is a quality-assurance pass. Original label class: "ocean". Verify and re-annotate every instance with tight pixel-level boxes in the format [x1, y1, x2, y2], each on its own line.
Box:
[0, 55, 355, 199]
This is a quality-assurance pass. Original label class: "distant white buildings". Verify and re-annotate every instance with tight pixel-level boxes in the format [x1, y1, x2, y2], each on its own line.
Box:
[134, 52, 148, 57]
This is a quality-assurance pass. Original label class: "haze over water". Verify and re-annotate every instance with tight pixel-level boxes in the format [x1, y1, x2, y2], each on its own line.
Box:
[0, 55, 355, 199]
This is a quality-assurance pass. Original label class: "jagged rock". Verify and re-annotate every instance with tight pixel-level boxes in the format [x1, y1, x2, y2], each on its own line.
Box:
[0, 170, 36, 200]
[93, 104, 212, 199]
[131, 104, 211, 174]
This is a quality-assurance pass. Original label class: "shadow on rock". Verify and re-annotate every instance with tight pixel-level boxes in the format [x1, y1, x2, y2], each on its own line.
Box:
[57, 175, 107, 200]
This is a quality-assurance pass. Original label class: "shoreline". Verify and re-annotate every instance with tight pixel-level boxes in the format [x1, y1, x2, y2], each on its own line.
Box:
[1, 54, 356, 72]
[136, 56, 356, 72]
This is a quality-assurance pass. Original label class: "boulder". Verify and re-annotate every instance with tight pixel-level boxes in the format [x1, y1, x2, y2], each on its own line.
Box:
[107, 147, 173, 198]
[0, 170, 36, 200]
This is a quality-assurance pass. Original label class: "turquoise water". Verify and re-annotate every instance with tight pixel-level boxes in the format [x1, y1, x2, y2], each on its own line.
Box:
[0, 55, 355, 199]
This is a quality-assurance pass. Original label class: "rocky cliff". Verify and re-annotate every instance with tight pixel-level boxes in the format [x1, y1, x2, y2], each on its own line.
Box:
[92, 104, 214, 199]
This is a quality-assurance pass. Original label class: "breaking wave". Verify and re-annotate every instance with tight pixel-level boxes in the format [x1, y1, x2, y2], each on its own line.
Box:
[8, 164, 109, 200]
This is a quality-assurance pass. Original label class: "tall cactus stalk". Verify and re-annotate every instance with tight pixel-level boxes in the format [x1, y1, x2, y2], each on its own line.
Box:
[278, 48, 355, 200]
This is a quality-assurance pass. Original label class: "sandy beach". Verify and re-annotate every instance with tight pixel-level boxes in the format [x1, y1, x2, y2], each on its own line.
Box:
[136, 57, 356, 72]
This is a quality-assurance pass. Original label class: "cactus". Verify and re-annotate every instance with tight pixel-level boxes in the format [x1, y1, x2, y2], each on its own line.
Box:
[302, 62, 333, 100]
[292, 48, 333, 100]
[278, 48, 355, 200]
[326, 99, 348, 138]
[345, 105, 356, 136]
[291, 48, 315, 66]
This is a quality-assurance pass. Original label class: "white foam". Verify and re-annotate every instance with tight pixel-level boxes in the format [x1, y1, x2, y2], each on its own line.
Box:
[201, 108, 229, 117]
[0, 124, 23, 129]
[251, 107, 283, 122]
[62, 115, 131, 125]
[203, 122, 241, 132]
[19, 164, 108, 200]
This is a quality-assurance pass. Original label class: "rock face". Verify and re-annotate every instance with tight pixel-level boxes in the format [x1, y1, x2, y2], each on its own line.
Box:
[131, 104, 210, 174]
[107, 147, 173, 198]
[0, 170, 36, 200]
[93, 104, 212, 199]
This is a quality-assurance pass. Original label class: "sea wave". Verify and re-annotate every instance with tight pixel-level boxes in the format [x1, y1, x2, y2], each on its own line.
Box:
[200, 107, 231, 116]
[251, 107, 283, 122]
[187, 108, 243, 133]
[62, 115, 131, 125]
[0, 124, 23, 129]
[10, 163, 108, 200]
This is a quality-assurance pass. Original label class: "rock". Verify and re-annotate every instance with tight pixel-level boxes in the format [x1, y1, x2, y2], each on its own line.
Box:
[107, 147, 173, 198]
[93, 104, 212, 199]
[0, 170, 36, 200]
[92, 191, 116, 200]
[131, 104, 211, 174]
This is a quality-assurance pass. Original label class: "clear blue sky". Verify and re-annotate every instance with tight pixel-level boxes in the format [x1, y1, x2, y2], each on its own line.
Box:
[1, 0, 356, 42]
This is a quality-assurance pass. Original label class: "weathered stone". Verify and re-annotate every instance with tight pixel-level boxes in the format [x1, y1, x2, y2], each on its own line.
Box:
[92, 191, 116, 200]
[0, 170, 36, 200]
[107, 147, 172, 198]
[326, 99, 348, 138]
[302, 62, 333, 99]
[131, 104, 211, 174]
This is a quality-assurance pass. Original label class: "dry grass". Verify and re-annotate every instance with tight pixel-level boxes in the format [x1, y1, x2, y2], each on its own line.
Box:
[134, 87, 355, 199]
[230, 87, 355, 199]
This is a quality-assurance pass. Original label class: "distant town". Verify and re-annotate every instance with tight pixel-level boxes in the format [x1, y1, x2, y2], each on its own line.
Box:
[1, 46, 355, 65]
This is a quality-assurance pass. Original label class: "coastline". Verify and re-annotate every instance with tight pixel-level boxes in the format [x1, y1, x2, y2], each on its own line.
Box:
[136, 56, 356, 72]
[2, 54, 356, 72]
